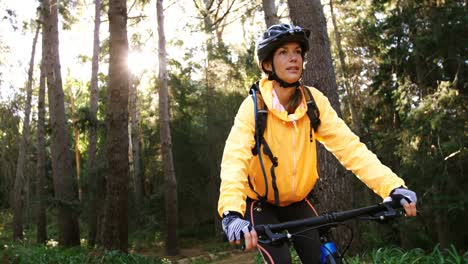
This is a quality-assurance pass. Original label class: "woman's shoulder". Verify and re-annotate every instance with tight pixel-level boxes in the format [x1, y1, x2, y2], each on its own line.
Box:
[302, 85, 328, 104]
[235, 95, 255, 121]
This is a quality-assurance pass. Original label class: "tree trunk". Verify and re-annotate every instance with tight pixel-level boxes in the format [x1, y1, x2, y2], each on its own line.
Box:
[87, 0, 102, 248]
[193, 0, 223, 234]
[36, 21, 48, 244]
[12, 23, 40, 241]
[100, 0, 129, 252]
[262, 0, 280, 27]
[157, 0, 179, 256]
[287, 0, 355, 249]
[329, 0, 362, 135]
[69, 90, 82, 201]
[44, 0, 80, 247]
[130, 77, 144, 209]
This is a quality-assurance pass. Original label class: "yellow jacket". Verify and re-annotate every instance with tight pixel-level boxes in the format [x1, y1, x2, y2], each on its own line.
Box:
[218, 77, 405, 217]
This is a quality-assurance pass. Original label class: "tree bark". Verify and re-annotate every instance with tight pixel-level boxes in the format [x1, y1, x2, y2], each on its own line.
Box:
[44, 0, 80, 247]
[130, 77, 144, 208]
[100, 0, 129, 252]
[36, 19, 48, 244]
[329, 0, 362, 135]
[12, 22, 40, 241]
[157, 0, 179, 256]
[69, 90, 82, 201]
[287, 0, 355, 249]
[87, 0, 102, 247]
[262, 0, 280, 27]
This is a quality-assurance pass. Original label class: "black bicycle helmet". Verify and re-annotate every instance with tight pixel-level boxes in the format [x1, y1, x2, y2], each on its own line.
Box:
[256, 23, 310, 87]
[257, 23, 310, 66]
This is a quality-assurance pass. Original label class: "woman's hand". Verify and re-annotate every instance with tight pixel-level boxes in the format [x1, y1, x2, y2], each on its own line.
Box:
[385, 187, 417, 216]
[221, 212, 258, 250]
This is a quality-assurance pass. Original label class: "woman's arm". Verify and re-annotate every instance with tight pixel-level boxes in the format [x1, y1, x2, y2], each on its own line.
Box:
[218, 96, 256, 217]
[311, 88, 405, 198]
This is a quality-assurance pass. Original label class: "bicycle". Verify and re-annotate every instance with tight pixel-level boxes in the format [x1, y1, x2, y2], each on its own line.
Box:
[254, 200, 404, 264]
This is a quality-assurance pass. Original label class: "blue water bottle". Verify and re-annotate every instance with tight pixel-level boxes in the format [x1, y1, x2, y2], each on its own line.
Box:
[320, 241, 338, 264]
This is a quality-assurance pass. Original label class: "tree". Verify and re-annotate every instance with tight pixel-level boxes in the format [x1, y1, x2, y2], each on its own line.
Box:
[329, 0, 362, 135]
[129, 75, 144, 209]
[87, 0, 102, 247]
[43, 0, 81, 247]
[99, 0, 130, 252]
[262, 0, 279, 27]
[12, 22, 40, 241]
[36, 18, 48, 244]
[287, 0, 356, 248]
[157, 0, 179, 255]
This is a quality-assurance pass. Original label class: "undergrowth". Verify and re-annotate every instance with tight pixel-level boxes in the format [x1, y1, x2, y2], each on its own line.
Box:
[1, 243, 170, 264]
[253, 245, 467, 264]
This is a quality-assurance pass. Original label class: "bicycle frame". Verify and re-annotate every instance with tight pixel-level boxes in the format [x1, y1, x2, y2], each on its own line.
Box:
[254, 201, 403, 263]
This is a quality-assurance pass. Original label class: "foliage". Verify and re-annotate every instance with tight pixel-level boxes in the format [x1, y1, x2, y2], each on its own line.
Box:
[330, 0, 467, 250]
[252, 245, 467, 264]
[0, 103, 20, 209]
[1, 244, 169, 264]
[346, 245, 468, 264]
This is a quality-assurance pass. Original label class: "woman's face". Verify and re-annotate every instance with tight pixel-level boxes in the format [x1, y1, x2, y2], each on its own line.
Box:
[263, 42, 303, 84]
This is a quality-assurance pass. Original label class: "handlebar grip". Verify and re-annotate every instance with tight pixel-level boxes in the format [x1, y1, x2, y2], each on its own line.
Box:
[383, 199, 403, 210]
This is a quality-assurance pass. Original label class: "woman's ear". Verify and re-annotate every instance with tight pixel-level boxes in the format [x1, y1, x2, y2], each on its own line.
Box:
[262, 61, 272, 72]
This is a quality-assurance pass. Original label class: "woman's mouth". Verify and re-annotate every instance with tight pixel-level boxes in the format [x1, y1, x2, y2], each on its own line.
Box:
[286, 66, 300, 72]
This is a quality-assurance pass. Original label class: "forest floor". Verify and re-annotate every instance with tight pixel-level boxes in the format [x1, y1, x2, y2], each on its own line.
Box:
[139, 245, 258, 263]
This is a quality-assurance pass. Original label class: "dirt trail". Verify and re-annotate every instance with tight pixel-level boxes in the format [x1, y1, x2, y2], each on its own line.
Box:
[211, 250, 257, 264]
[169, 249, 258, 264]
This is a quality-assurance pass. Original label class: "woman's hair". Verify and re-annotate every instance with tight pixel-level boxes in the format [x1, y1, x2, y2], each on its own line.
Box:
[285, 87, 302, 114]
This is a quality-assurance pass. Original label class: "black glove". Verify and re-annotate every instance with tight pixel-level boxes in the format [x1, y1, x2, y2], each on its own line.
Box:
[221, 211, 251, 242]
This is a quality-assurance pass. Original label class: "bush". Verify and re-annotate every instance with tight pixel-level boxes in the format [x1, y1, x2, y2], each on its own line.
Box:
[1, 244, 170, 264]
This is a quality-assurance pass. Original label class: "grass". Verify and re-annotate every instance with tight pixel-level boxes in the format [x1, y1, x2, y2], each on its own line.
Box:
[344, 245, 467, 264]
[252, 245, 468, 264]
[2, 243, 171, 264]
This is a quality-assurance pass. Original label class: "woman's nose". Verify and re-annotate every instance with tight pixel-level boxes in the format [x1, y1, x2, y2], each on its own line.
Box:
[289, 53, 298, 61]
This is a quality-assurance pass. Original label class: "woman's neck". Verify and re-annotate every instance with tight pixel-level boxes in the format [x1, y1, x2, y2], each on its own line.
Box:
[273, 82, 296, 107]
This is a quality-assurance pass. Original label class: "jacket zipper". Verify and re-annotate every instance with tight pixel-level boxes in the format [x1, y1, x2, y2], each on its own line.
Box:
[291, 117, 298, 201]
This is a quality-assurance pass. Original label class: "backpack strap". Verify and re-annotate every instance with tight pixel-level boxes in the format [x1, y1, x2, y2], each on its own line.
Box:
[303, 86, 321, 142]
[249, 82, 280, 205]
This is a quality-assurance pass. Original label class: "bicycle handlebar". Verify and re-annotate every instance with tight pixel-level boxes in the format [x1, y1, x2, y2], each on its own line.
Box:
[254, 200, 403, 245]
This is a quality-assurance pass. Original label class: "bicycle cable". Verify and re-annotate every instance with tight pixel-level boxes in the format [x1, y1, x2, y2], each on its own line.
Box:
[287, 222, 354, 260]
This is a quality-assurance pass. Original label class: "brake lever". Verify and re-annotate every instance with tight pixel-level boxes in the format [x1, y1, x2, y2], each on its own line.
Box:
[257, 225, 290, 246]
[359, 203, 404, 222]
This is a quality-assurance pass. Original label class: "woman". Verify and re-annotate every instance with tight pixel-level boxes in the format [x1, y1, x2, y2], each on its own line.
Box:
[218, 23, 417, 263]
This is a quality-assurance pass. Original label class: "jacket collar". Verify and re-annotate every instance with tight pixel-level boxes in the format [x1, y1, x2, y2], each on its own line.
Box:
[259, 77, 308, 122]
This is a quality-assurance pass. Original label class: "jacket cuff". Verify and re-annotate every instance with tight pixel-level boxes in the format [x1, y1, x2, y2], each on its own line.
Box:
[222, 211, 243, 219]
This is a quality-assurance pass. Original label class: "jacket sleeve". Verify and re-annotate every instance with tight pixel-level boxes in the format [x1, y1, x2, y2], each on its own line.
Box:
[312, 88, 405, 198]
[217, 96, 255, 217]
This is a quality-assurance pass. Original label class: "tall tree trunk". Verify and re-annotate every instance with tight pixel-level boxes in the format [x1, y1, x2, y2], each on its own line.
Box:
[87, 0, 102, 247]
[36, 22, 48, 244]
[130, 77, 144, 208]
[12, 23, 40, 241]
[287, 0, 355, 249]
[329, 0, 362, 135]
[69, 90, 82, 201]
[193, 0, 223, 234]
[262, 0, 280, 27]
[157, 0, 179, 256]
[44, 0, 80, 247]
[100, 0, 129, 252]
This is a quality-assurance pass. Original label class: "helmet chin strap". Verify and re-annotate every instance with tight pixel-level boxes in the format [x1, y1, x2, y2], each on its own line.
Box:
[268, 62, 301, 88]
